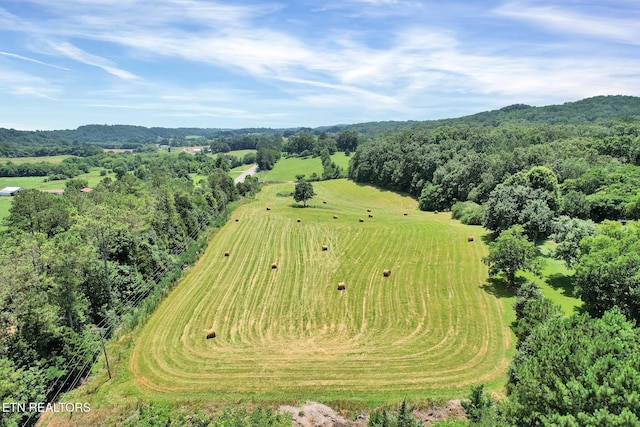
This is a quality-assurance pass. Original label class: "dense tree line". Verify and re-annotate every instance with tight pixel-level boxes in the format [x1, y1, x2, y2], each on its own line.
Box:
[209, 134, 282, 154]
[464, 279, 640, 426]
[0, 153, 243, 427]
[0, 157, 92, 179]
[349, 118, 640, 229]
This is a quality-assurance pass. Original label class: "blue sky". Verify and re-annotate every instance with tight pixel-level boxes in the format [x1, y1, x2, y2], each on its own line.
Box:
[1, 0, 639, 130]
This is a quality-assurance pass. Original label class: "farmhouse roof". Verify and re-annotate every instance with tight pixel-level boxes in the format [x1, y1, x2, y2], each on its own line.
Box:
[1, 187, 24, 192]
[80, 187, 93, 193]
[42, 189, 65, 195]
[0, 186, 25, 196]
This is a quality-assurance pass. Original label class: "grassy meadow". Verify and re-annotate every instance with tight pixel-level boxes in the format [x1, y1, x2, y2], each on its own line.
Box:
[0, 155, 70, 164]
[45, 179, 520, 425]
[260, 152, 351, 182]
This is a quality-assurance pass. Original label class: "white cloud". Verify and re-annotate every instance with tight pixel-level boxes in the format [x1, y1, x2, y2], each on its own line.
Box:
[495, 1, 640, 45]
[1, 0, 639, 128]
[0, 51, 69, 70]
[46, 41, 139, 80]
[0, 68, 61, 99]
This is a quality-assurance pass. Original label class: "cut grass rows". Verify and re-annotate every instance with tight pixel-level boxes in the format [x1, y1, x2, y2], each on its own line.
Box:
[129, 180, 513, 401]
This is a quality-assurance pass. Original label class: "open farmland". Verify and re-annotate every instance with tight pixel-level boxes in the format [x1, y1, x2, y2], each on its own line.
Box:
[260, 152, 351, 182]
[0, 155, 70, 164]
[130, 179, 513, 403]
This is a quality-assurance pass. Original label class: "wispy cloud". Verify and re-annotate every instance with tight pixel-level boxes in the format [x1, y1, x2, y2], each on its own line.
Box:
[0, 0, 639, 129]
[495, 1, 640, 45]
[0, 68, 61, 99]
[46, 41, 139, 80]
[0, 51, 69, 70]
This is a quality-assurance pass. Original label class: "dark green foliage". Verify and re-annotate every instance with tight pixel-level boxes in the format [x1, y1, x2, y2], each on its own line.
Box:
[461, 385, 497, 425]
[550, 216, 595, 267]
[122, 405, 292, 427]
[512, 281, 544, 320]
[0, 357, 49, 427]
[574, 220, 640, 322]
[483, 166, 558, 238]
[320, 148, 345, 180]
[451, 201, 480, 223]
[255, 139, 281, 171]
[285, 133, 315, 154]
[368, 397, 422, 427]
[483, 225, 540, 286]
[511, 297, 563, 348]
[0, 152, 241, 424]
[293, 177, 316, 207]
[336, 130, 360, 152]
[506, 310, 640, 426]
[242, 152, 257, 164]
[122, 403, 293, 427]
[6, 189, 76, 238]
[396, 398, 421, 427]
[560, 189, 591, 219]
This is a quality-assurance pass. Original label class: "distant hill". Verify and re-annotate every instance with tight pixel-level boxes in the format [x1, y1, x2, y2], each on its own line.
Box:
[1, 95, 639, 155]
[341, 95, 640, 136]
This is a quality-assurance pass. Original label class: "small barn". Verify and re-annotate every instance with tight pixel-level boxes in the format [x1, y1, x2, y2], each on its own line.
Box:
[0, 187, 25, 196]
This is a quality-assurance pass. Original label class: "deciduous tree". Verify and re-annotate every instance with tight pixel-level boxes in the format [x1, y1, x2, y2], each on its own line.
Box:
[293, 177, 316, 207]
[483, 225, 540, 287]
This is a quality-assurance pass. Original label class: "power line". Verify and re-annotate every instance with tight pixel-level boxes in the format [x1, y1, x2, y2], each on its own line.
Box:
[24, 195, 227, 426]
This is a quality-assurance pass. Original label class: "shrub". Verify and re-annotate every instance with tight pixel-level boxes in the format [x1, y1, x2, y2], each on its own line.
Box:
[451, 201, 485, 225]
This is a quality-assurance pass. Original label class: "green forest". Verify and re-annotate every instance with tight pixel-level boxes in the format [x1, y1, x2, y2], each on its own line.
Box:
[2, 95, 640, 426]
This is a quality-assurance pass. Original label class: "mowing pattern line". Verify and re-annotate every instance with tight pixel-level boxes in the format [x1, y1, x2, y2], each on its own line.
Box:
[131, 180, 512, 398]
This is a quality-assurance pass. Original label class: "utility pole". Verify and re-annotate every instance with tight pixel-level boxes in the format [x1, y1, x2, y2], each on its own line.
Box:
[91, 327, 111, 380]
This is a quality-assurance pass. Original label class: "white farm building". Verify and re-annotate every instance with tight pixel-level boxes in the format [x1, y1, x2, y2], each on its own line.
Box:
[0, 187, 25, 196]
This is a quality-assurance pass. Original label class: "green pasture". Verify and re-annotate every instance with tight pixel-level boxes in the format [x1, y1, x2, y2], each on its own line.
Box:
[226, 149, 256, 159]
[522, 241, 582, 315]
[0, 155, 70, 164]
[262, 152, 351, 182]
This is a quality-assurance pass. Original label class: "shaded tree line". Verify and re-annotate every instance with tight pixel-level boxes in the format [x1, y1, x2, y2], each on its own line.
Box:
[0, 157, 242, 426]
[349, 118, 640, 230]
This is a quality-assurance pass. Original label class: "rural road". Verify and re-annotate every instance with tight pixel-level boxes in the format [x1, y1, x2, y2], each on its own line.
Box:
[234, 164, 259, 184]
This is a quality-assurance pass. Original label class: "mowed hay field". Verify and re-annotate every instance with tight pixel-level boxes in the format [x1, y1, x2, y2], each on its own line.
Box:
[131, 179, 513, 403]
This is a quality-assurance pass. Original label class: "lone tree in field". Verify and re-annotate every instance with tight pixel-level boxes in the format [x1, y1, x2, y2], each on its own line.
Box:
[483, 224, 539, 287]
[294, 176, 316, 207]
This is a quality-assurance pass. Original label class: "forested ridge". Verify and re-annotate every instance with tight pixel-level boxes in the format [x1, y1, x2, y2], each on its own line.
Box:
[2, 95, 639, 156]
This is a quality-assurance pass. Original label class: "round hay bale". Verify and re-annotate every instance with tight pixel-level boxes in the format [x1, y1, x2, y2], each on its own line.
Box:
[266, 207, 271, 211]
[271, 262, 278, 269]
[206, 329, 216, 339]
[235, 218, 239, 222]
[296, 218, 301, 223]
[403, 212, 408, 216]
[367, 209, 371, 212]
[224, 251, 230, 257]
[323, 200, 327, 204]
[467, 236, 475, 242]
[434, 210, 439, 214]
[333, 215, 338, 219]
[383, 269, 391, 277]
[368, 214, 373, 218]
[359, 218, 364, 223]
[337, 282, 346, 291]
[322, 245, 328, 251]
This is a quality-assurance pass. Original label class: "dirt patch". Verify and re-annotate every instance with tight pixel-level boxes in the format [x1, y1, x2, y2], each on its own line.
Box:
[279, 400, 466, 427]
[279, 402, 367, 427]
[414, 400, 467, 425]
